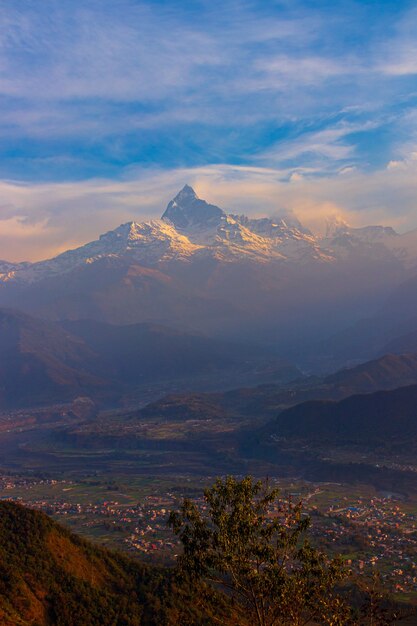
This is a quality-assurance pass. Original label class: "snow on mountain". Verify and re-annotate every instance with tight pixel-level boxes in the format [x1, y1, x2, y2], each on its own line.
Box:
[384, 228, 417, 269]
[162, 184, 224, 239]
[162, 186, 330, 262]
[325, 216, 397, 242]
[322, 215, 417, 267]
[1, 185, 416, 285]
[0, 260, 30, 282]
[1, 219, 202, 284]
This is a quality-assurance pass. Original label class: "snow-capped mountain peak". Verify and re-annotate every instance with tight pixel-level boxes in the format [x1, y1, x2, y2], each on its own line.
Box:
[161, 185, 321, 260]
[162, 185, 225, 235]
[1, 186, 416, 286]
[171, 184, 198, 203]
[0, 219, 201, 285]
[325, 215, 397, 242]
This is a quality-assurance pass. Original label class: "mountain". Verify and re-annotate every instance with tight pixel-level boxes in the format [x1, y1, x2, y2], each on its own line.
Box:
[323, 352, 417, 394]
[0, 309, 300, 408]
[126, 351, 417, 429]
[0, 501, 220, 626]
[0, 308, 106, 407]
[0, 501, 147, 625]
[264, 383, 417, 444]
[0, 186, 330, 281]
[1, 186, 417, 359]
[162, 184, 225, 238]
[161, 185, 326, 262]
[240, 382, 417, 492]
[60, 318, 301, 387]
[322, 216, 417, 266]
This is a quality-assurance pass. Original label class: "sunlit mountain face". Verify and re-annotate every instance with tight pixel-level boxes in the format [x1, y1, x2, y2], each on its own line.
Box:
[0, 186, 417, 369]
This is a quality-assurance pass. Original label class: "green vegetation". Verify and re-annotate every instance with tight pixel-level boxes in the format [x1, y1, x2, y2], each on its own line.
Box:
[169, 476, 413, 626]
[0, 500, 226, 626]
[0, 477, 414, 625]
[169, 476, 348, 625]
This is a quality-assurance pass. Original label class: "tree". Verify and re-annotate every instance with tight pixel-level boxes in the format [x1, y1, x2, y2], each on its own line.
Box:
[351, 571, 413, 626]
[169, 475, 349, 626]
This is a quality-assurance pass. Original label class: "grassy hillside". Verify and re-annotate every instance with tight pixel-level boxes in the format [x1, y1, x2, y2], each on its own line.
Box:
[325, 353, 417, 394]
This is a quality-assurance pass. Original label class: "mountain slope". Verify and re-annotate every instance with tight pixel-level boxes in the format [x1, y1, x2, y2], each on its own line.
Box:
[127, 351, 417, 431]
[0, 501, 146, 625]
[0, 309, 106, 407]
[0, 501, 223, 626]
[323, 352, 417, 394]
[0, 309, 300, 408]
[267, 383, 417, 443]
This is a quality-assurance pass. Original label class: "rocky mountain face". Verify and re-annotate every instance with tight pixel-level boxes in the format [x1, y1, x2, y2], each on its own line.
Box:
[1, 186, 417, 363]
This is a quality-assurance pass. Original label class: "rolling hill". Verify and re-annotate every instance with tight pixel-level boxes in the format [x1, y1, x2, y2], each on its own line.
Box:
[125, 351, 417, 427]
[323, 352, 417, 394]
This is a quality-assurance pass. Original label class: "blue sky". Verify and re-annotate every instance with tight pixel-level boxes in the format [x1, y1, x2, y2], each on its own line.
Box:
[1, 0, 417, 260]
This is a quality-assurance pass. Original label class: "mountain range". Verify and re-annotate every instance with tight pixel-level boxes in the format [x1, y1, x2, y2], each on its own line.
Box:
[2, 185, 417, 281]
[0, 308, 300, 408]
[128, 351, 417, 428]
[1, 186, 417, 366]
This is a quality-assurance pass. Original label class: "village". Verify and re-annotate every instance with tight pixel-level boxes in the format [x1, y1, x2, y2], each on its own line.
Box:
[1, 471, 416, 596]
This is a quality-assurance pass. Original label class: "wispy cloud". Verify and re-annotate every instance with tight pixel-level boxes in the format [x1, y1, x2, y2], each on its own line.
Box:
[0, 0, 416, 259]
[0, 1, 414, 141]
[375, 7, 417, 76]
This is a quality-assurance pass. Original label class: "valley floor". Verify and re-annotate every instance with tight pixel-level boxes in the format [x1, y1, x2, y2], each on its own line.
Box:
[1, 395, 417, 608]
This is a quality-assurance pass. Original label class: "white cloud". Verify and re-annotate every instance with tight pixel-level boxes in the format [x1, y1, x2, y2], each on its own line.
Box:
[374, 7, 417, 76]
[0, 0, 405, 142]
[387, 160, 405, 169]
[256, 121, 379, 170]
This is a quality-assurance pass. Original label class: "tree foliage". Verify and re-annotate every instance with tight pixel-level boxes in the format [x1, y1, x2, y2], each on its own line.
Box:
[169, 475, 350, 626]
